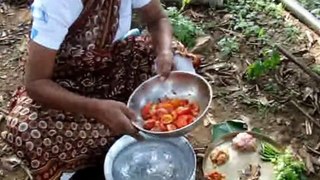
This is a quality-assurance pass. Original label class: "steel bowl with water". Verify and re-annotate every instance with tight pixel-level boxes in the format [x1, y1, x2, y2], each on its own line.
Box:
[127, 71, 212, 137]
[104, 134, 197, 180]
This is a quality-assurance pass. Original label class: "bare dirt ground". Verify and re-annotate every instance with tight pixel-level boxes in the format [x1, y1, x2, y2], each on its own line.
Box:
[0, 2, 320, 180]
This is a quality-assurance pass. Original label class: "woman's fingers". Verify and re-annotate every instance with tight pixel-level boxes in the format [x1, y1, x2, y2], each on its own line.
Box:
[155, 51, 174, 80]
[118, 105, 138, 134]
[112, 112, 137, 135]
[120, 104, 136, 121]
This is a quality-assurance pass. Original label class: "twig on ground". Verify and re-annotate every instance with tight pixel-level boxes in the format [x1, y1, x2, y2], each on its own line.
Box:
[305, 120, 312, 135]
[310, 155, 320, 166]
[305, 31, 315, 49]
[306, 145, 320, 156]
[203, 72, 216, 82]
[218, 27, 244, 39]
[0, 108, 8, 115]
[200, 62, 216, 69]
[21, 164, 33, 180]
[315, 142, 320, 151]
[290, 100, 320, 128]
[0, 144, 8, 156]
[276, 44, 320, 84]
[299, 147, 315, 174]
[218, 76, 228, 87]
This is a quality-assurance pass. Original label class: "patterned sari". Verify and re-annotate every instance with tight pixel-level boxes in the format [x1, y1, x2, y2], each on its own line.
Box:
[2, 0, 201, 179]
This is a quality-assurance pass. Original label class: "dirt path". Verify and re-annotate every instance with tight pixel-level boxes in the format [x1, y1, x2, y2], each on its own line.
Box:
[1, 1, 320, 180]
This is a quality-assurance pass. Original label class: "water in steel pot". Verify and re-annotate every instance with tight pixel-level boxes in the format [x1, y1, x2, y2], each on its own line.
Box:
[112, 140, 192, 180]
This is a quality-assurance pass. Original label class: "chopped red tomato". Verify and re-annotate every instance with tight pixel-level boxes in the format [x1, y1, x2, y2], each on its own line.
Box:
[141, 102, 152, 119]
[151, 115, 158, 121]
[141, 98, 200, 132]
[158, 103, 174, 112]
[179, 99, 189, 106]
[151, 126, 161, 132]
[159, 122, 167, 131]
[171, 110, 178, 120]
[175, 115, 189, 128]
[167, 124, 177, 131]
[185, 115, 195, 124]
[151, 121, 161, 132]
[149, 104, 157, 116]
[169, 99, 182, 108]
[190, 103, 200, 113]
[143, 119, 156, 130]
[176, 106, 191, 115]
[191, 110, 199, 117]
[155, 108, 169, 117]
[206, 171, 225, 180]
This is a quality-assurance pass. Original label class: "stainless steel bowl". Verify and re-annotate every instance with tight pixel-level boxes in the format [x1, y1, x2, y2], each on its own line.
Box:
[127, 71, 212, 137]
[104, 135, 196, 180]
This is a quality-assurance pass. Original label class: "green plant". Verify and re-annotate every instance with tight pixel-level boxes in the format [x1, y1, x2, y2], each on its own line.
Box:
[274, 150, 306, 180]
[227, 0, 287, 40]
[311, 64, 320, 75]
[180, 0, 191, 12]
[228, 0, 284, 17]
[264, 82, 279, 94]
[284, 24, 301, 43]
[217, 36, 240, 57]
[246, 50, 281, 80]
[265, 2, 284, 18]
[166, 7, 204, 48]
[227, 0, 284, 44]
[298, 0, 320, 14]
[260, 143, 306, 180]
[234, 19, 260, 36]
[260, 142, 281, 161]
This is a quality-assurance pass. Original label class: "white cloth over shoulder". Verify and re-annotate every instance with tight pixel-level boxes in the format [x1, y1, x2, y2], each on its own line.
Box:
[30, 0, 151, 50]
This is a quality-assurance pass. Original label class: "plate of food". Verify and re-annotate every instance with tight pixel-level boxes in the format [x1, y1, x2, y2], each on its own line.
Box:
[202, 131, 284, 180]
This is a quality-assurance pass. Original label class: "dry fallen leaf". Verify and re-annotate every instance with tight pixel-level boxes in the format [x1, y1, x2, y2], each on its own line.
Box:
[303, 87, 314, 101]
[0, 156, 21, 171]
[299, 147, 315, 174]
[239, 115, 252, 129]
[258, 96, 269, 106]
[203, 113, 216, 127]
[188, 10, 206, 18]
[191, 35, 214, 54]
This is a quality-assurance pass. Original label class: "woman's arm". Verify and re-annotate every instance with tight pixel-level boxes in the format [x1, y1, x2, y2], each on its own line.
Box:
[25, 41, 136, 135]
[138, 0, 172, 54]
[138, 0, 174, 78]
[25, 41, 96, 116]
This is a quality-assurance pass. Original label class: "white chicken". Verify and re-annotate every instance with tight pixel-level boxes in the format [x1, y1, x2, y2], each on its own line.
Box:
[232, 132, 257, 152]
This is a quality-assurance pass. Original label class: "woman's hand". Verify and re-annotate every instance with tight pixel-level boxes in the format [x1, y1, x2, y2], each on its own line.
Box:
[138, 0, 173, 79]
[91, 100, 138, 136]
[155, 50, 174, 79]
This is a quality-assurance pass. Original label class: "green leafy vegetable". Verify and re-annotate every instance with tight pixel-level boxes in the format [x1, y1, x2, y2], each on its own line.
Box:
[273, 149, 306, 180]
[246, 50, 281, 80]
[311, 64, 320, 75]
[260, 143, 306, 180]
[260, 142, 281, 162]
[217, 36, 240, 57]
[284, 23, 301, 43]
[165, 7, 204, 48]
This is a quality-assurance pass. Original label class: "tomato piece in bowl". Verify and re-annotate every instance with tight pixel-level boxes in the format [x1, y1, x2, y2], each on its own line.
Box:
[141, 98, 200, 132]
